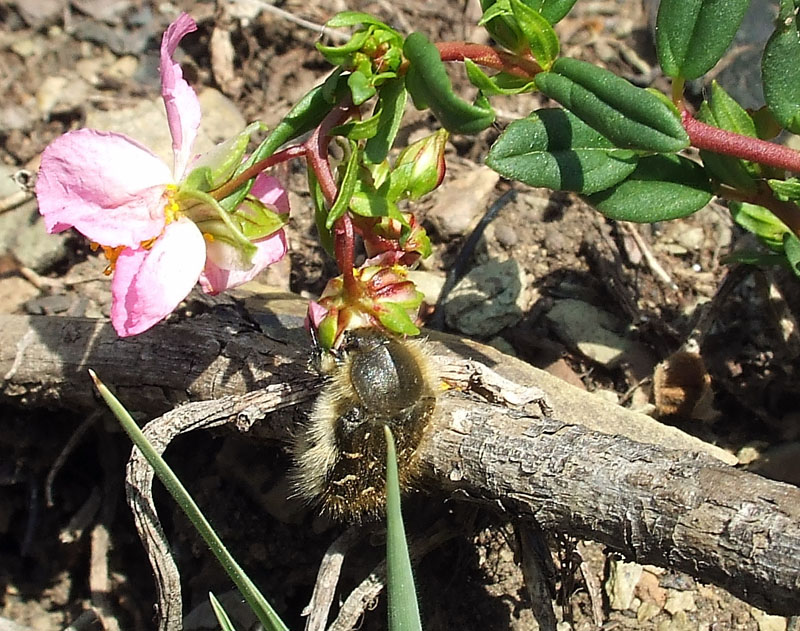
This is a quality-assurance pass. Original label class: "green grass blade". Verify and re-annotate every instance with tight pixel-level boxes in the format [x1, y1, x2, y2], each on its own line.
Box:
[89, 370, 289, 631]
[209, 592, 237, 631]
[384, 425, 423, 631]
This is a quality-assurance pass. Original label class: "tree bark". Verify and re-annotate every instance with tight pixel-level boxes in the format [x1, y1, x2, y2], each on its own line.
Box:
[2, 305, 799, 615]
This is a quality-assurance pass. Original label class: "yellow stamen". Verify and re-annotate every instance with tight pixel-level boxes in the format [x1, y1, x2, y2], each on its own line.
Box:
[203, 233, 215, 242]
[164, 184, 180, 224]
[95, 185, 184, 277]
[100, 245, 125, 275]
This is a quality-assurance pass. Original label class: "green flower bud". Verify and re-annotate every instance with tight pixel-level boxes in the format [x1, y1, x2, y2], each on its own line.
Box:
[391, 129, 449, 201]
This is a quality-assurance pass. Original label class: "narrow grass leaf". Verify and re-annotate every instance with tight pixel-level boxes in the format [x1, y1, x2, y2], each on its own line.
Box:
[209, 593, 237, 631]
[89, 371, 289, 631]
[384, 426, 422, 631]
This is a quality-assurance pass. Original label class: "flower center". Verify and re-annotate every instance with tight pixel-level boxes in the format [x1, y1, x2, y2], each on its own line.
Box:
[164, 184, 180, 224]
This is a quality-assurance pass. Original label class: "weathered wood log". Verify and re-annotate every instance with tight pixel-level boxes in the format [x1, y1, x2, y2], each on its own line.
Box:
[2, 301, 799, 616]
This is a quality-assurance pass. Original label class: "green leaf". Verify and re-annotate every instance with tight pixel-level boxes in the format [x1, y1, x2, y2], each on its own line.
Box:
[365, 78, 408, 163]
[185, 122, 266, 192]
[695, 84, 759, 191]
[535, 58, 689, 152]
[326, 11, 395, 29]
[768, 178, 800, 202]
[697, 110, 758, 191]
[479, 0, 526, 52]
[464, 59, 536, 95]
[486, 108, 638, 194]
[723, 249, 789, 268]
[656, 0, 750, 80]
[332, 110, 382, 140]
[316, 29, 370, 66]
[385, 426, 423, 631]
[308, 168, 334, 256]
[762, 5, 800, 134]
[705, 80, 757, 136]
[247, 83, 333, 169]
[403, 32, 495, 134]
[89, 372, 289, 631]
[234, 200, 289, 241]
[751, 106, 783, 139]
[377, 302, 421, 336]
[326, 144, 360, 229]
[537, 0, 578, 24]
[347, 70, 377, 105]
[178, 189, 257, 261]
[730, 201, 792, 250]
[479, 0, 574, 50]
[782, 232, 800, 276]
[585, 154, 712, 222]
[209, 593, 237, 631]
[509, 0, 559, 69]
[349, 190, 401, 219]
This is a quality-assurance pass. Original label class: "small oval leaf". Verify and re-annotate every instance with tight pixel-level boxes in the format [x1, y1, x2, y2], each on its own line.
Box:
[762, 7, 800, 134]
[656, 0, 750, 80]
[535, 58, 689, 153]
[585, 154, 712, 222]
[364, 78, 408, 164]
[403, 32, 495, 134]
[247, 83, 333, 169]
[538, 0, 578, 24]
[730, 200, 792, 250]
[696, 83, 759, 191]
[509, 0, 559, 69]
[486, 108, 638, 193]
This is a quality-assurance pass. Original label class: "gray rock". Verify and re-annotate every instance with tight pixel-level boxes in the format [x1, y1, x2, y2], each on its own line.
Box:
[443, 259, 526, 337]
[750, 607, 788, 631]
[605, 558, 643, 611]
[408, 270, 445, 305]
[663, 589, 696, 615]
[0, 165, 69, 272]
[427, 166, 499, 239]
[0, 277, 40, 314]
[546, 299, 633, 367]
[10, 201, 70, 271]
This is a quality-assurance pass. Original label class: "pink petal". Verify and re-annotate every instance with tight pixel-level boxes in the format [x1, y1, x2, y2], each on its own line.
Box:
[250, 174, 290, 214]
[110, 218, 205, 336]
[160, 13, 201, 178]
[36, 129, 172, 248]
[199, 230, 287, 295]
[306, 300, 329, 329]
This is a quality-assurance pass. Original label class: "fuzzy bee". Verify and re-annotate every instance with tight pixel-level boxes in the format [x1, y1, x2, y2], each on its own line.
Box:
[292, 329, 438, 521]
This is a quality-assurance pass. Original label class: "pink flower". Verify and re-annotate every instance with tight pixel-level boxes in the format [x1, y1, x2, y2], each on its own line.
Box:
[35, 14, 287, 336]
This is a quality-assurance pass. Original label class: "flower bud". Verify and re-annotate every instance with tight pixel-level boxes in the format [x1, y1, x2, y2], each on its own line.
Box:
[391, 129, 449, 200]
[312, 263, 425, 348]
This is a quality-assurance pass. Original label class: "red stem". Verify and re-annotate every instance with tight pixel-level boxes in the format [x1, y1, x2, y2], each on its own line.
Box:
[334, 214, 358, 296]
[304, 100, 354, 205]
[210, 144, 307, 200]
[435, 41, 540, 79]
[303, 99, 358, 290]
[682, 110, 800, 175]
[681, 109, 800, 236]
